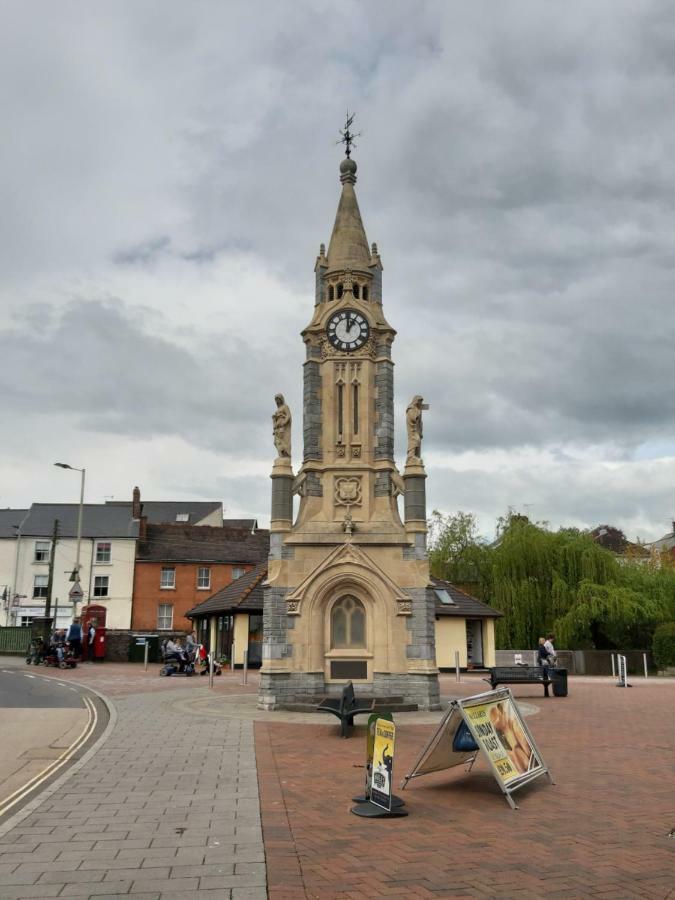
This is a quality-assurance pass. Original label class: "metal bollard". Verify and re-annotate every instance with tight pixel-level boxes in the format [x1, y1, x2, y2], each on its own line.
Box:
[144, 640, 149, 672]
[643, 653, 648, 678]
[611, 654, 615, 678]
[241, 649, 248, 685]
[455, 650, 461, 683]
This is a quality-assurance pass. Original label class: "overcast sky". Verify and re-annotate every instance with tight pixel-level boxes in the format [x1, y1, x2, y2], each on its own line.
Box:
[1, 0, 674, 541]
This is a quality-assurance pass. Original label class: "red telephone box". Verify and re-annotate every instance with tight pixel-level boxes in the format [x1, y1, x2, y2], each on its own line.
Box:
[80, 604, 107, 660]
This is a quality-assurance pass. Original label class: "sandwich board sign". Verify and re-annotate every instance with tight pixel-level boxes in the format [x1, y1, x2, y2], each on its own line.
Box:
[351, 715, 407, 819]
[402, 687, 554, 809]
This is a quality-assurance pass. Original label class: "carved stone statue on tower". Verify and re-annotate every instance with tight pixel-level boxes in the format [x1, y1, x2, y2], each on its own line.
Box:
[272, 393, 292, 459]
[406, 395, 426, 463]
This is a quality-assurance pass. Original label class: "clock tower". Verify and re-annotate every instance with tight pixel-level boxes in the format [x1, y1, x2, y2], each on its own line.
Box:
[258, 151, 440, 711]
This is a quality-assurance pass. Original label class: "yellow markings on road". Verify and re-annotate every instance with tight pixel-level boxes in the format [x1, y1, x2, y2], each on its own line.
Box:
[0, 695, 97, 820]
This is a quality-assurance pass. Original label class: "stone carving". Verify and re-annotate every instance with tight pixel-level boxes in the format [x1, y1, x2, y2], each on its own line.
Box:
[351, 446, 361, 458]
[342, 510, 354, 535]
[406, 395, 428, 463]
[336, 444, 346, 457]
[396, 598, 412, 615]
[292, 471, 307, 496]
[286, 599, 300, 615]
[321, 335, 376, 360]
[335, 476, 362, 506]
[272, 394, 292, 459]
[391, 471, 405, 497]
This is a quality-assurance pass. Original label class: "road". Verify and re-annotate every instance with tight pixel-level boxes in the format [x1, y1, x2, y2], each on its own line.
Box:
[0, 665, 108, 827]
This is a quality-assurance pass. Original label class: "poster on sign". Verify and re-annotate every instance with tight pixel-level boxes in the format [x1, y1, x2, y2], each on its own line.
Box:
[402, 688, 553, 809]
[371, 718, 396, 810]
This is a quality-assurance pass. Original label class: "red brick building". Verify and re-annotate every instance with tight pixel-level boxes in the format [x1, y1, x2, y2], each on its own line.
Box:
[131, 523, 268, 634]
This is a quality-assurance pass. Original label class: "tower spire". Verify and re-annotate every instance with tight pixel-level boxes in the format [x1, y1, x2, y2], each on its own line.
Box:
[326, 117, 371, 274]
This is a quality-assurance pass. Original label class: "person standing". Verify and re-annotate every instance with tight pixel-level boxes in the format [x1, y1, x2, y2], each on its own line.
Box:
[87, 620, 97, 663]
[66, 618, 83, 660]
[544, 633, 557, 667]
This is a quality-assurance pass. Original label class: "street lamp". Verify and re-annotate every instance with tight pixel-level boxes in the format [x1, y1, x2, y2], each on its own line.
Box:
[54, 463, 86, 590]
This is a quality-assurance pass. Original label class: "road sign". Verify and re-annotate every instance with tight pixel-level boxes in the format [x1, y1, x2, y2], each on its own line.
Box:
[68, 581, 84, 601]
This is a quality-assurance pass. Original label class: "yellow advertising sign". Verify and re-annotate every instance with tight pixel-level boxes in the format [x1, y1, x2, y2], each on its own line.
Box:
[464, 696, 541, 786]
[371, 718, 396, 810]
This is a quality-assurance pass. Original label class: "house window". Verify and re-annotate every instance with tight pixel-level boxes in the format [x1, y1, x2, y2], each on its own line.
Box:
[175, 513, 190, 522]
[157, 604, 173, 630]
[33, 575, 48, 598]
[331, 595, 366, 649]
[34, 541, 50, 563]
[197, 567, 211, 590]
[232, 566, 246, 580]
[160, 567, 176, 589]
[20, 616, 33, 628]
[93, 576, 109, 597]
[96, 542, 111, 563]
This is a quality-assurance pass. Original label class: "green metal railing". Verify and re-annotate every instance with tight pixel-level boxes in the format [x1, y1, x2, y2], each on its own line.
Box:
[0, 626, 32, 655]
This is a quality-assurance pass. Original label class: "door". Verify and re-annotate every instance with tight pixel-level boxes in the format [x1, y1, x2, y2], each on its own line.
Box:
[466, 619, 484, 667]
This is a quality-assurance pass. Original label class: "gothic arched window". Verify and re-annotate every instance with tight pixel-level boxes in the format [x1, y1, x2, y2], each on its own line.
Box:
[337, 283, 344, 299]
[353, 283, 360, 299]
[330, 595, 366, 649]
[328, 285, 334, 301]
[362, 285, 369, 301]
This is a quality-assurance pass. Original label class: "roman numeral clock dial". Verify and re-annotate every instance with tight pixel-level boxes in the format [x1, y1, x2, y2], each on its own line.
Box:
[326, 309, 370, 351]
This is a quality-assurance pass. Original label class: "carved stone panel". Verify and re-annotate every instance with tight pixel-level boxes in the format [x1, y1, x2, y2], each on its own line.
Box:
[334, 476, 362, 506]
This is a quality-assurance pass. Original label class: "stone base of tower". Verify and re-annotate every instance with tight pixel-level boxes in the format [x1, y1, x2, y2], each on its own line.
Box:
[257, 670, 440, 712]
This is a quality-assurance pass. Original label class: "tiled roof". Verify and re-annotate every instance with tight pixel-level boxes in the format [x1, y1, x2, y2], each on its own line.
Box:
[186, 562, 268, 617]
[0, 509, 30, 538]
[106, 499, 222, 525]
[223, 519, 258, 532]
[19, 504, 140, 539]
[136, 524, 269, 564]
[431, 578, 503, 618]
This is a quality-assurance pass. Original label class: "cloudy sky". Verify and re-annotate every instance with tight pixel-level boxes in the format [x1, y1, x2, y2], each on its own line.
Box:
[1, 0, 674, 541]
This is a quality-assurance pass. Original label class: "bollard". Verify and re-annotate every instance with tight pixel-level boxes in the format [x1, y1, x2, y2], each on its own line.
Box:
[455, 650, 461, 683]
[611, 654, 615, 678]
[643, 653, 648, 678]
[144, 640, 149, 672]
[241, 649, 248, 686]
[209, 618, 216, 689]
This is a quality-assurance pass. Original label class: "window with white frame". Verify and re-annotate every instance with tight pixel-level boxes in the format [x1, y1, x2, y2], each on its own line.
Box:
[33, 575, 48, 598]
[232, 566, 246, 580]
[93, 576, 109, 597]
[34, 541, 50, 563]
[197, 567, 211, 590]
[175, 513, 189, 522]
[20, 615, 34, 627]
[160, 567, 176, 589]
[157, 603, 173, 629]
[96, 541, 111, 563]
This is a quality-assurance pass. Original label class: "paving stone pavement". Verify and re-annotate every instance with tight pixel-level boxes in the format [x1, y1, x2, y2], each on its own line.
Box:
[0, 689, 267, 900]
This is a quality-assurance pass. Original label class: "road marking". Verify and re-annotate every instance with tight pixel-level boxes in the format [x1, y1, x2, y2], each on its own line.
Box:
[57, 682, 67, 687]
[23, 674, 35, 679]
[0, 694, 97, 820]
[2, 670, 13, 674]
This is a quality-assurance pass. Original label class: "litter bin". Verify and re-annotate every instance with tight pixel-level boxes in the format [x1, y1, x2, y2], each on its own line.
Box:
[128, 634, 159, 663]
[552, 668, 568, 697]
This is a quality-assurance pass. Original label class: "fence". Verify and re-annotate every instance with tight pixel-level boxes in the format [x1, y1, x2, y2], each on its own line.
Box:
[0, 626, 32, 655]
[495, 648, 653, 676]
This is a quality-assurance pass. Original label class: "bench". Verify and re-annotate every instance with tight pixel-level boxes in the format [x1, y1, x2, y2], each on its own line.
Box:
[485, 666, 553, 697]
[317, 681, 376, 737]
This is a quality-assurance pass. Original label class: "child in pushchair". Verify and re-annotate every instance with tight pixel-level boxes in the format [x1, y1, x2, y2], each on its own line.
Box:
[197, 643, 222, 676]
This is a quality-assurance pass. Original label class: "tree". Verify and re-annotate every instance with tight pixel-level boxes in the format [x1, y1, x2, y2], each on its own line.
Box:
[427, 510, 490, 596]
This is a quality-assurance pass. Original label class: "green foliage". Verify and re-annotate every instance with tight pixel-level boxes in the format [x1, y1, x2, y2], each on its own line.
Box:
[652, 622, 675, 669]
[429, 508, 673, 651]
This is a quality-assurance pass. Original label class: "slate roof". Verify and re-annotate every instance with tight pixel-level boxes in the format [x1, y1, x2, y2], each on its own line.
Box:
[430, 578, 503, 618]
[19, 504, 140, 539]
[106, 499, 222, 525]
[136, 524, 269, 564]
[186, 562, 268, 617]
[0, 509, 30, 538]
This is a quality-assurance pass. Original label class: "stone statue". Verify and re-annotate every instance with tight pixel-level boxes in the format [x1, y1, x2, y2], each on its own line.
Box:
[406, 395, 427, 463]
[272, 394, 292, 459]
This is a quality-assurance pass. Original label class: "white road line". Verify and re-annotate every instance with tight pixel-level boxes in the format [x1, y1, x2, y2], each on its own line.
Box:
[2, 670, 13, 674]
[57, 682, 67, 687]
[0, 695, 96, 819]
[23, 674, 35, 679]
[69, 688, 77, 692]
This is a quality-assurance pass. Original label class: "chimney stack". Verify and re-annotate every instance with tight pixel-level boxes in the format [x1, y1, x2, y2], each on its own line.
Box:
[132, 486, 141, 519]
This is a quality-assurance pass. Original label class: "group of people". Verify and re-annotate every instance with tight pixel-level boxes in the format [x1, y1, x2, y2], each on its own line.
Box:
[537, 633, 557, 671]
[163, 630, 198, 670]
[50, 618, 97, 663]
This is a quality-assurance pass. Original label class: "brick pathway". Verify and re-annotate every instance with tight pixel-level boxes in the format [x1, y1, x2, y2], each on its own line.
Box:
[0, 687, 266, 900]
[256, 678, 675, 899]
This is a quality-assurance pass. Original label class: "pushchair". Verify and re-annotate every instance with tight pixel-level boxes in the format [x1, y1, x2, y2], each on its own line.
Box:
[26, 636, 45, 665]
[197, 643, 222, 677]
[159, 640, 195, 677]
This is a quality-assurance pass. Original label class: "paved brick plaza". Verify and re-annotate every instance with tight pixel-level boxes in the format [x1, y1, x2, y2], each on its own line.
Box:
[0, 662, 673, 899]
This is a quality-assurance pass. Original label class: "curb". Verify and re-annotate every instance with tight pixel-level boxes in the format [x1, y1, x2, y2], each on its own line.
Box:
[0, 681, 118, 839]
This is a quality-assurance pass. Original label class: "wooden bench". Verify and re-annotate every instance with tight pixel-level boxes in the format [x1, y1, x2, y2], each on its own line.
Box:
[317, 681, 376, 737]
[485, 666, 553, 697]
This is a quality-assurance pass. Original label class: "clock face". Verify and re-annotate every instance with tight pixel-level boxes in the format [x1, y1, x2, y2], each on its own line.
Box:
[326, 309, 370, 351]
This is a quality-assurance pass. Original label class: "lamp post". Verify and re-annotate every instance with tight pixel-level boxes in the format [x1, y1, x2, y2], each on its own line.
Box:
[54, 463, 86, 608]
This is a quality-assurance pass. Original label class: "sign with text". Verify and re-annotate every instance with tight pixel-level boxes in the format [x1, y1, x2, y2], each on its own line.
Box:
[371, 718, 396, 811]
[462, 694, 542, 787]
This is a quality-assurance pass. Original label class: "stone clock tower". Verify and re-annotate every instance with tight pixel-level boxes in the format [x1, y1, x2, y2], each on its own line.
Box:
[258, 151, 440, 711]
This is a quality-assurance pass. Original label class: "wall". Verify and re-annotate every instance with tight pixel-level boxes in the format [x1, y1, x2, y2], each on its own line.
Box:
[434, 617, 467, 668]
[132, 562, 254, 633]
[11, 536, 136, 630]
[0, 538, 18, 627]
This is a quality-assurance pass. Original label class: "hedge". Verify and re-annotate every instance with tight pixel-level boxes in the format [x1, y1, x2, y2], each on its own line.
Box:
[652, 621, 675, 670]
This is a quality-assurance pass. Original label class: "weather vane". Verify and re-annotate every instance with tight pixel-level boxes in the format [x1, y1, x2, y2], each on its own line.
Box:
[337, 111, 361, 158]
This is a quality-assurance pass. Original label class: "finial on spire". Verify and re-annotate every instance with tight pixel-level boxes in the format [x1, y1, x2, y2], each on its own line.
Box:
[337, 111, 361, 159]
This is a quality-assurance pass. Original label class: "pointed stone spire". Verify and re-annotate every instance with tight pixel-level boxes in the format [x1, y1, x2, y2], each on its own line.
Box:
[326, 158, 371, 274]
